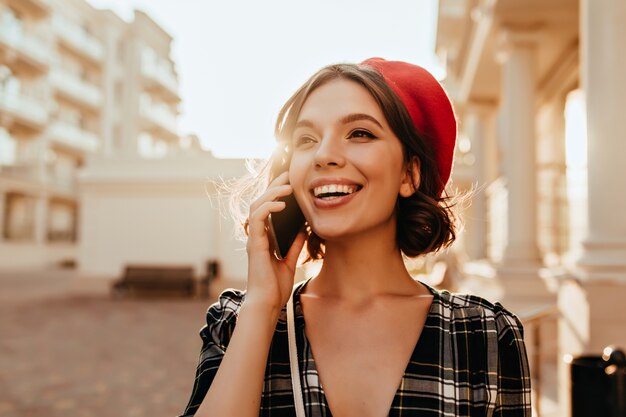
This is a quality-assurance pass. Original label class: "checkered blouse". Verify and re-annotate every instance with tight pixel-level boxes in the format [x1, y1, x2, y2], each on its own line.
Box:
[178, 279, 531, 416]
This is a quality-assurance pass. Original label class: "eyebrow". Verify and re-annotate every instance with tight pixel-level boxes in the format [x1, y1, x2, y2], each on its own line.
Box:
[340, 113, 384, 129]
[294, 113, 384, 130]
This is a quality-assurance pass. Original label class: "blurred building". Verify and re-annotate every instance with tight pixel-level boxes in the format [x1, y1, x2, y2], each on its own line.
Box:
[77, 151, 248, 283]
[0, 0, 246, 277]
[436, 0, 625, 415]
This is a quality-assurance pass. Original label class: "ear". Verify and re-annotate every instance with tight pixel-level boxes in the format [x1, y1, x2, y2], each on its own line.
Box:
[399, 157, 420, 198]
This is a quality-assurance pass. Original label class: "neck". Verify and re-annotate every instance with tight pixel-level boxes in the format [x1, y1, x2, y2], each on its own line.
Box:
[306, 221, 420, 303]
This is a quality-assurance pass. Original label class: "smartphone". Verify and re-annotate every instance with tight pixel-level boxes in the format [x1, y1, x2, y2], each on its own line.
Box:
[267, 152, 306, 260]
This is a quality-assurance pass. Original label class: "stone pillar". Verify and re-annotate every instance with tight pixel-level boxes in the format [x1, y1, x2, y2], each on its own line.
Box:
[464, 106, 492, 260]
[576, 0, 626, 277]
[558, 1, 626, 415]
[34, 194, 48, 244]
[497, 31, 541, 264]
[494, 30, 548, 303]
[0, 190, 5, 242]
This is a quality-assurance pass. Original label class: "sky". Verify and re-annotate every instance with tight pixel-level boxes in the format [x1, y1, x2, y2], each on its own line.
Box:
[86, 0, 442, 159]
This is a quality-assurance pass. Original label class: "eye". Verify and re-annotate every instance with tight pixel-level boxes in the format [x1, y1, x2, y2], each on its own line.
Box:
[348, 129, 377, 140]
[293, 135, 316, 148]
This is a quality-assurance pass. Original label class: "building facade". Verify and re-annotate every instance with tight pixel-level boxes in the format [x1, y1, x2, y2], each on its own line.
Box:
[0, 0, 182, 268]
[436, 0, 626, 415]
[77, 152, 249, 283]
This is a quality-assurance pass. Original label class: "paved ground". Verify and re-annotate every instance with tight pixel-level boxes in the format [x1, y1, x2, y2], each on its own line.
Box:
[0, 268, 562, 417]
[0, 269, 218, 417]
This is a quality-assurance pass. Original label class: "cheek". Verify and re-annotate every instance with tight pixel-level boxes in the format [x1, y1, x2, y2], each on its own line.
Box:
[288, 154, 307, 192]
[352, 146, 403, 185]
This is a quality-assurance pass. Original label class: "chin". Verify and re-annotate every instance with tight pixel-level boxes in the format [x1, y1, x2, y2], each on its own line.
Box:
[308, 221, 363, 242]
[308, 221, 349, 241]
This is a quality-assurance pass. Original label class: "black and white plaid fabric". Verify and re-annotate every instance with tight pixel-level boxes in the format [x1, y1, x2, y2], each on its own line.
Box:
[179, 279, 531, 417]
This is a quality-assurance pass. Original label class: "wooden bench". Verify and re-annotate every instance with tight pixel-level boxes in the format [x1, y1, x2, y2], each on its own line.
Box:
[197, 259, 220, 299]
[112, 265, 196, 298]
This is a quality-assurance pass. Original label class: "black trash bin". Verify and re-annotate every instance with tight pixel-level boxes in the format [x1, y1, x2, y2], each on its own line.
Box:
[570, 346, 626, 417]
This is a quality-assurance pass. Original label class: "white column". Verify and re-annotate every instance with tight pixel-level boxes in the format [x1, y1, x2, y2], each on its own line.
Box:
[558, 3, 626, 415]
[34, 194, 48, 244]
[490, 31, 551, 305]
[497, 31, 542, 265]
[576, 0, 626, 278]
[464, 107, 491, 260]
[0, 190, 5, 242]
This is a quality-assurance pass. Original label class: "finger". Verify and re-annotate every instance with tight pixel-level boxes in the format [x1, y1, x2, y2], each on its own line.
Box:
[268, 171, 289, 188]
[249, 184, 293, 213]
[284, 230, 307, 267]
[248, 201, 286, 236]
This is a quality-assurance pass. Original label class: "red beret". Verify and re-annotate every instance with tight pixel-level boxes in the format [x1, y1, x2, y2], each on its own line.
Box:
[361, 58, 457, 195]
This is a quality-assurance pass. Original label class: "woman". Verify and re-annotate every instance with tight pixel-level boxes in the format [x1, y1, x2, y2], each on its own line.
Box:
[179, 58, 531, 417]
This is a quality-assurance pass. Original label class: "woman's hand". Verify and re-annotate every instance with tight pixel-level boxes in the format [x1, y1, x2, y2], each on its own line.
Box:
[244, 172, 306, 314]
[194, 174, 304, 417]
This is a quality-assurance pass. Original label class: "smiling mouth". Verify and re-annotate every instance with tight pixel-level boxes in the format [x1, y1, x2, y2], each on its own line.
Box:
[312, 184, 362, 200]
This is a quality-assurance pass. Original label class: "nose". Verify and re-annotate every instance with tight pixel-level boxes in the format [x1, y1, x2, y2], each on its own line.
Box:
[313, 135, 345, 168]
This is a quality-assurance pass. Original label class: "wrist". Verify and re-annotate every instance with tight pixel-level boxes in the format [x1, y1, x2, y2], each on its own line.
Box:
[240, 297, 283, 322]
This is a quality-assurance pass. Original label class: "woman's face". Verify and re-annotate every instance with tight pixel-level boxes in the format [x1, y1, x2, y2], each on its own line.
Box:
[288, 78, 409, 242]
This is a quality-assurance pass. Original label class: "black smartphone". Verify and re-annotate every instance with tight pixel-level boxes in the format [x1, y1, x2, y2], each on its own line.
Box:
[267, 151, 306, 260]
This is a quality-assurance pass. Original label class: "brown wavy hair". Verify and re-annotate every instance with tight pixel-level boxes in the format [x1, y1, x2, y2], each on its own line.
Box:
[237, 62, 458, 261]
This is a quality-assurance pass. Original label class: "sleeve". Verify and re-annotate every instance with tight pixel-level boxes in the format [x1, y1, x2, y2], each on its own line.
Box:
[177, 288, 245, 417]
[493, 304, 532, 417]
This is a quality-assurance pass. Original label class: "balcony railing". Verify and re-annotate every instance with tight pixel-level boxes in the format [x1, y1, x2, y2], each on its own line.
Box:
[140, 99, 178, 138]
[46, 170, 78, 195]
[50, 69, 102, 110]
[141, 59, 180, 101]
[48, 120, 100, 154]
[0, 88, 48, 130]
[519, 304, 560, 417]
[486, 177, 508, 261]
[0, 161, 43, 182]
[53, 16, 104, 63]
[0, 160, 77, 195]
[17, 0, 53, 18]
[0, 24, 50, 70]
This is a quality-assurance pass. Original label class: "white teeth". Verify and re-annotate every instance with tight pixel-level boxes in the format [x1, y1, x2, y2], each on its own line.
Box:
[313, 184, 359, 197]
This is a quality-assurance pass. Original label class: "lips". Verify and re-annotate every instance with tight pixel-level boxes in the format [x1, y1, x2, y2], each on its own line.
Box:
[309, 178, 363, 208]
[313, 184, 360, 199]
